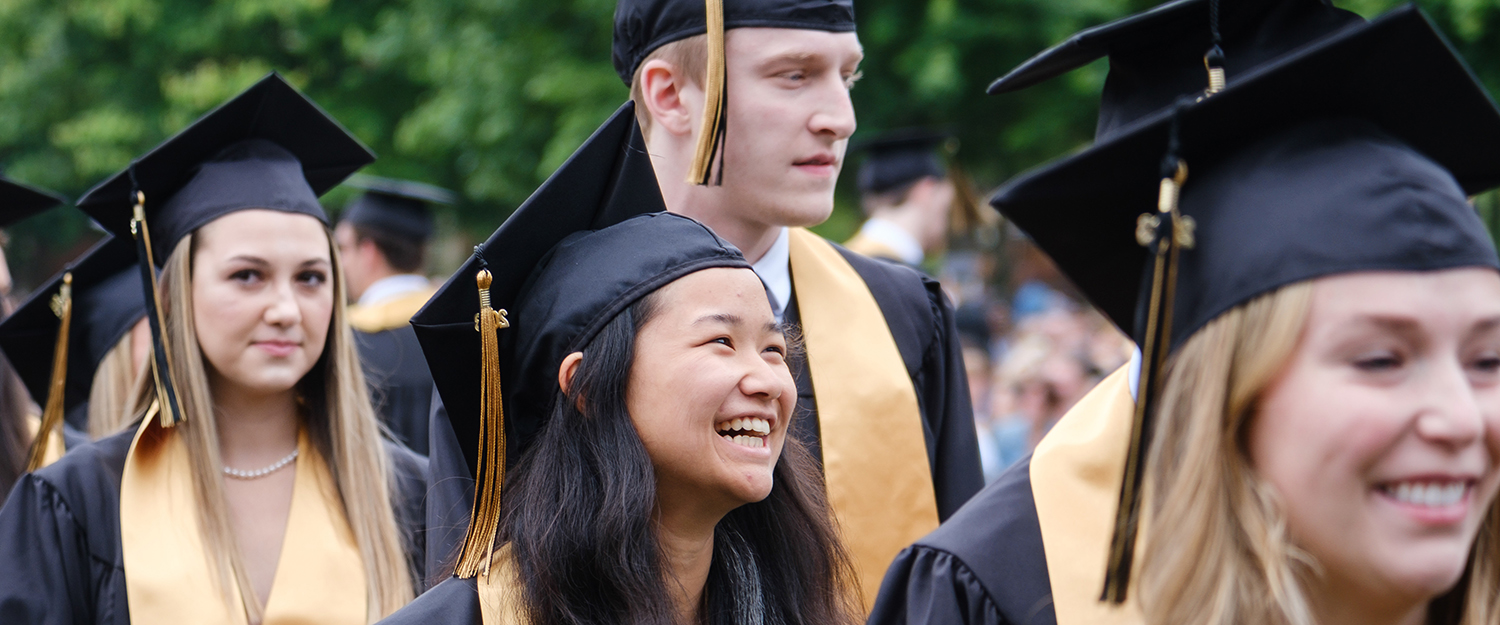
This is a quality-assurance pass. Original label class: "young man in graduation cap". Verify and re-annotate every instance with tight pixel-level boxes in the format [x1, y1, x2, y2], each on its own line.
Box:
[869, 0, 1500, 623]
[844, 129, 957, 267]
[0, 178, 74, 492]
[335, 176, 454, 454]
[614, 0, 984, 607]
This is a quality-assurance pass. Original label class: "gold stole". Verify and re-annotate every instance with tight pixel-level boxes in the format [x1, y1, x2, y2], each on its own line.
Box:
[119, 417, 368, 624]
[347, 288, 437, 334]
[1030, 367, 1144, 624]
[477, 545, 524, 625]
[787, 228, 939, 610]
[24, 414, 66, 468]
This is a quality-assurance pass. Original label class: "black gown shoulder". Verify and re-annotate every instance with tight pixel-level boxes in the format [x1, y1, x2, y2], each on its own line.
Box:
[384, 438, 430, 588]
[868, 454, 1056, 625]
[0, 426, 134, 625]
[357, 325, 436, 455]
[377, 576, 480, 624]
[784, 244, 984, 519]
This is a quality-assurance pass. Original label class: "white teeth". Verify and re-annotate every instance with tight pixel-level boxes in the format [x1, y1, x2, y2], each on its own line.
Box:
[1384, 481, 1467, 507]
[715, 417, 771, 435]
[727, 435, 764, 449]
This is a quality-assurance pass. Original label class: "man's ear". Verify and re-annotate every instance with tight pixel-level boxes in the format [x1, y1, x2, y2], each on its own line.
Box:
[557, 352, 584, 395]
[639, 59, 697, 137]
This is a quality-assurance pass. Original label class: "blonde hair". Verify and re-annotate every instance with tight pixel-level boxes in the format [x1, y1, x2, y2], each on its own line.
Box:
[629, 34, 707, 135]
[137, 228, 414, 622]
[88, 331, 147, 439]
[1139, 280, 1500, 624]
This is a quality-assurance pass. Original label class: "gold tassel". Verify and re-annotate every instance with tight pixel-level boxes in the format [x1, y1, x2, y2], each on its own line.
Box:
[456, 268, 510, 578]
[1102, 160, 1193, 603]
[25, 272, 72, 472]
[130, 192, 183, 428]
[685, 0, 727, 186]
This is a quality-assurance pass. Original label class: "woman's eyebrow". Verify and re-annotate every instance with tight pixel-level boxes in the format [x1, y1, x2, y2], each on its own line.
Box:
[227, 255, 269, 266]
[299, 257, 332, 268]
[693, 313, 743, 327]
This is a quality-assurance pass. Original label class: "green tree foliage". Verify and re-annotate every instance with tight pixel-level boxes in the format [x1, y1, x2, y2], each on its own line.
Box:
[0, 0, 1497, 287]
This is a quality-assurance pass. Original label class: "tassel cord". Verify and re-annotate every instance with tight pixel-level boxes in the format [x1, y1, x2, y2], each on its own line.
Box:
[25, 273, 72, 471]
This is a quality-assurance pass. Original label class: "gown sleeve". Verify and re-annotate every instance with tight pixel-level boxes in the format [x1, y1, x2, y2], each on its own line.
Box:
[868, 545, 1008, 625]
[376, 576, 480, 624]
[0, 474, 96, 624]
[916, 274, 985, 520]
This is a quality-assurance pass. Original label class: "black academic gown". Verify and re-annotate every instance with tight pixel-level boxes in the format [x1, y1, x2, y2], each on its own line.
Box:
[0, 424, 430, 625]
[867, 454, 1055, 625]
[419, 243, 984, 581]
[376, 576, 479, 624]
[356, 325, 436, 455]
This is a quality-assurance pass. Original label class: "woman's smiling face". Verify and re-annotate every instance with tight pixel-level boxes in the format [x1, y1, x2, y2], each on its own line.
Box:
[1249, 268, 1500, 613]
[625, 267, 795, 515]
[191, 209, 334, 398]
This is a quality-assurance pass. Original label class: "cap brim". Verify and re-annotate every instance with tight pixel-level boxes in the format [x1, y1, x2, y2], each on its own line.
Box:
[75, 73, 375, 240]
[987, 0, 1200, 95]
[0, 235, 139, 413]
[345, 174, 457, 205]
[990, 4, 1500, 335]
[412, 100, 664, 475]
[0, 179, 67, 229]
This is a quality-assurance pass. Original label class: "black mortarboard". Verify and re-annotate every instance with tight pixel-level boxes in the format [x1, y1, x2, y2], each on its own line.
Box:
[854, 128, 949, 194]
[415, 101, 751, 577]
[0, 178, 66, 228]
[989, 0, 1362, 141]
[0, 236, 145, 422]
[70, 72, 373, 429]
[613, 0, 856, 185]
[340, 175, 456, 241]
[988, 4, 1500, 602]
[612, 0, 855, 84]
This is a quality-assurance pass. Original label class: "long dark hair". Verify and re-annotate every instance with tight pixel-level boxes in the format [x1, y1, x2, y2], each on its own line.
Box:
[502, 291, 858, 625]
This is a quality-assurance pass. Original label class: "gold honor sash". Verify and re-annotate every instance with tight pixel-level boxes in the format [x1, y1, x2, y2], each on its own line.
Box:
[477, 544, 524, 625]
[1030, 367, 1144, 624]
[787, 228, 939, 610]
[842, 232, 904, 264]
[347, 288, 437, 334]
[119, 417, 368, 624]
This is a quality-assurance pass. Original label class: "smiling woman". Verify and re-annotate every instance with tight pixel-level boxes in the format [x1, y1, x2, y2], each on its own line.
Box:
[0, 74, 427, 625]
[378, 104, 858, 625]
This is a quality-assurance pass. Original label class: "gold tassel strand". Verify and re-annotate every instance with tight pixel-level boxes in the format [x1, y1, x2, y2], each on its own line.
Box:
[685, 0, 727, 185]
[1104, 156, 1195, 603]
[129, 191, 183, 427]
[25, 273, 72, 472]
[456, 267, 510, 578]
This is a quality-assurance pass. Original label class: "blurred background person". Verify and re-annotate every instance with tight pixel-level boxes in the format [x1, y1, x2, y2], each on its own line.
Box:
[334, 176, 453, 455]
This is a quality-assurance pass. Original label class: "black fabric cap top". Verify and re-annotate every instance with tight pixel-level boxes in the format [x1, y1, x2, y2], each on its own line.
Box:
[612, 0, 856, 84]
[991, 5, 1500, 351]
[340, 176, 456, 241]
[414, 101, 699, 475]
[0, 235, 147, 415]
[0, 178, 66, 229]
[989, 0, 1362, 141]
[75, 73, 374, 263]
[854, 128, 949, 194]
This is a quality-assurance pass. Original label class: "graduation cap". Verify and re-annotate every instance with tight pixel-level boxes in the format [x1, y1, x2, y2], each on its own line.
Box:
[989, 0, 1362, 141]
[612, 0, 856, 185]
[340, 175, 456, 241]
[72, 72, 374, 429]
[413, 101, 749, 577]
[853, 128, 950, 195]
[0, 178, 67, 229]
[987, 4, 1500, 602]
[0, 236, 146, 469]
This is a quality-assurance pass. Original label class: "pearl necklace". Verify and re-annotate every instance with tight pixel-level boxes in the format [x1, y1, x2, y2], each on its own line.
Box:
[222, 449, 299, 480]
